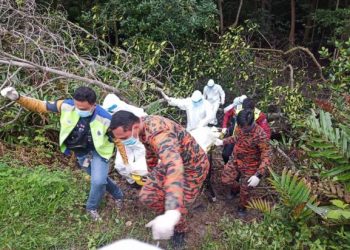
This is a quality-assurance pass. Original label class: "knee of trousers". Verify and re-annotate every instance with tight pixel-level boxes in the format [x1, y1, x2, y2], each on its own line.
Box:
[90, 177, 108, 187]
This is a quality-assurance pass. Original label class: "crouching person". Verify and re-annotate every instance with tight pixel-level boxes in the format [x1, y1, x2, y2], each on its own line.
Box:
[216, 109, 271, 215]
[109, 111, 210, 248]
[0, 86, 123, 221]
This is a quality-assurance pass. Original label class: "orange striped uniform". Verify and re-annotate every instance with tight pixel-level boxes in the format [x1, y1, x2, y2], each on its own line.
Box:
[222, 124, 271, 208]
[138, 115, 209, 232]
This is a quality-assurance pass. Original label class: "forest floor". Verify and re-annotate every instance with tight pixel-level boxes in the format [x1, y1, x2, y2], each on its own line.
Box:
[0, 140, 285, 249]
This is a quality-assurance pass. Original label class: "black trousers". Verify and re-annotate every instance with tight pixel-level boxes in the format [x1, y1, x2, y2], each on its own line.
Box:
[222, 123, 235, 164]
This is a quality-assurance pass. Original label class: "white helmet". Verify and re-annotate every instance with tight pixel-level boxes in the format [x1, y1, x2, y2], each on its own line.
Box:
[191, 90, 203, 103]
[232, 97, 240, 107]
[102, 94, 121, 113]
[233, 95, 247, 108]
[207, 79, 215, 87]
[239, 95, 247, 104]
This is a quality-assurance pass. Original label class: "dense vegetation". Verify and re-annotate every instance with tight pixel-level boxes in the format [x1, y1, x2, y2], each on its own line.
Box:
[0, 0, 349, 248]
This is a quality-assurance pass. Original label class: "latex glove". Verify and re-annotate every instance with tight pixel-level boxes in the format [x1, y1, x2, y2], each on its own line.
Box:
[214, 139, 223, 146]
[145, 210, 181, 240]
[247, 175, 260, 187]
[1, 87, 19, 101]
[222, 128, 227, 134]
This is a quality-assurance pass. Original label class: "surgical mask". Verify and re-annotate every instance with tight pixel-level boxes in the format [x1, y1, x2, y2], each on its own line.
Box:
[192, 99, 203, 107]
[122, 136, 138, 146]
[76, 108, 93, 118]
[122, 127, 139, 146]
[208, 84, 214, 88]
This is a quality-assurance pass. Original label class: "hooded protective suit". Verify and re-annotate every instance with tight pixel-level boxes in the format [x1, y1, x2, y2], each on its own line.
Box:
[203, 79, 225, 125]
[166, 91, 214, 131]
[103, 94, 148, 184]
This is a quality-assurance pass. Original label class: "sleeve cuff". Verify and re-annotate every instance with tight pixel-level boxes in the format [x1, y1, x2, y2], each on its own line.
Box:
[255, 172, 263, 179]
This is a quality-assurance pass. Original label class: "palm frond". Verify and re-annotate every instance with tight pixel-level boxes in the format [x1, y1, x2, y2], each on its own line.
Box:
[269, 167, 318, 220]
[247, 198, 273, 214]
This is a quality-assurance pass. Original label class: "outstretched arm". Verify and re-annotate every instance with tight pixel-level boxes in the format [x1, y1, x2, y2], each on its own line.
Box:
[1, 86, 63, 113]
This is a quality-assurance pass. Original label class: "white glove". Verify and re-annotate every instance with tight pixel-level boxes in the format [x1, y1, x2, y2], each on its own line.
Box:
[222, 128, 227, 134]
[145, 209, 181, 240]
[1, 87, 19, 101]
[247, 175, 260, 187]
[214, 139, 223, 146]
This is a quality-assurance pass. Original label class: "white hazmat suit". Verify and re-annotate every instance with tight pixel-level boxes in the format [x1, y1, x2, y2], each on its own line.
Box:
[102, 94, 148, 184]
[223, 94, 247, 113]
[203, 79, 225, 125]
[165, 90, 214, 132]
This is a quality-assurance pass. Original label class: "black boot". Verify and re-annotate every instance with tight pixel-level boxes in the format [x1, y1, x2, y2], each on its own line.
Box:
[171, 231, 185, 250]
[226, 189, 239, 200]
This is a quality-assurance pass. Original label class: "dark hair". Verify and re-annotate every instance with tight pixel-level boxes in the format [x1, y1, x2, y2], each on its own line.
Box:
[242, 97, 255, 110]
[73, 86, 97, 104]
[237, 109, 254, 127]
[110, 111, 140, 131]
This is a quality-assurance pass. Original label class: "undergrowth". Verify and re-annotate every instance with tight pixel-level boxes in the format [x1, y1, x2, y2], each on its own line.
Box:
[0, 162, 149, 249]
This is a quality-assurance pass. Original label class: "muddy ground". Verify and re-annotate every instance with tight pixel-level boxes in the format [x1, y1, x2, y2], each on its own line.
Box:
[105, 147, 282, 249]
[0, 141, 285, 249]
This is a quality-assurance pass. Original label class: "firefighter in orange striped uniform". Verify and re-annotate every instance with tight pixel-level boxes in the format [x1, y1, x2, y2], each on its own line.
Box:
[110, 111, 209, 248]
[215, 109, 271, 215]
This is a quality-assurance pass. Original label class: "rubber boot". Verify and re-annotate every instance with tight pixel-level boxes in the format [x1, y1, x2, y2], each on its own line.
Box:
[171, 231, 186, 250]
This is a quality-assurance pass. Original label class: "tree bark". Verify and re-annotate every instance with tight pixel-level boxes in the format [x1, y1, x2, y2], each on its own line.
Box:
[218, 0, 224, 35]
[303, 0, 317, 44]
[289, 0, 296, 47]
[233, 0, 244, 28]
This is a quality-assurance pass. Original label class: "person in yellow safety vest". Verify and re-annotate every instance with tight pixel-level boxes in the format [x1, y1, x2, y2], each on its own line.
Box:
[0, 86, 123, 221]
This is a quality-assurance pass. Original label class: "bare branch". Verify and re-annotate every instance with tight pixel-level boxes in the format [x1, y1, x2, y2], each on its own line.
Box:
[0, 57, 122, 95]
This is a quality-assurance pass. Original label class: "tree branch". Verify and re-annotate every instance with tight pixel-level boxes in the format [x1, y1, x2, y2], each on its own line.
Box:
[0, 57, 122, 95]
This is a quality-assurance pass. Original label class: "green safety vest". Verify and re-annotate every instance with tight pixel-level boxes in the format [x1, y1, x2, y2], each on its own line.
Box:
[59, 100, 114, 160]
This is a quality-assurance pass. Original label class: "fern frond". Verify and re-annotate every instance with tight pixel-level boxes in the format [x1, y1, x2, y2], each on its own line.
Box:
[306, 109, 350, 186]
[269, 167, 316, 219]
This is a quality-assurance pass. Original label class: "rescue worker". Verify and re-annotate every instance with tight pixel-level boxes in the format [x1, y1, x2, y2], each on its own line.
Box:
[221, 95, 247, 164]
[215, 109, 271, 215]
[109, 111, 210, 248]
[222, 95, 248, 134]
[203, 79, 225, 125]
[164, 90, 214, 132]
[102, 94, 148, 185]
[241, 97, 271, 139]
[0, 86, 123, 221]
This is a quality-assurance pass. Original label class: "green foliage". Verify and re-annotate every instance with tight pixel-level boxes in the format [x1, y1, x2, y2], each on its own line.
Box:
[201, 216, 345, 250]
[0, 163, 151, 249]
[79, 0, 217, 47]
[305, 110, 350, 188]
[308, 199, 350, 222]
[315, 9, 350, 43]
[269, 167, 318, 221]
[261, 83, 307, 124]
[319, 39, 350, 92]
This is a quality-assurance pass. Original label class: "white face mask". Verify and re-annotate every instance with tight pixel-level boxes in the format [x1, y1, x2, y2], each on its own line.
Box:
[121, 127, 139, 146]
[192, 99, 203, 107]
[75, 108, 93, 117]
